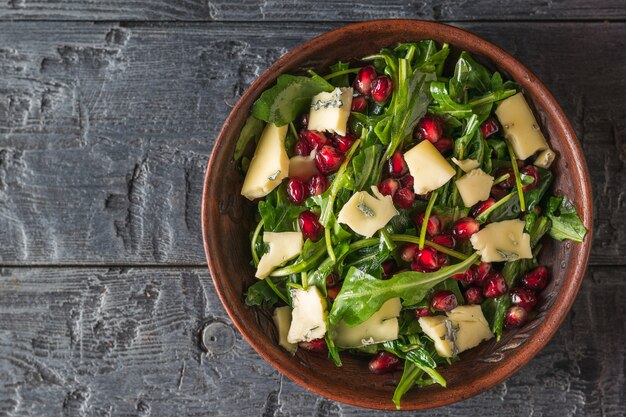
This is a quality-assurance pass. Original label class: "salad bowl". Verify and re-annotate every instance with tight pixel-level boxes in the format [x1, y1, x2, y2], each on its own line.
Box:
[202, 20, 592, 410]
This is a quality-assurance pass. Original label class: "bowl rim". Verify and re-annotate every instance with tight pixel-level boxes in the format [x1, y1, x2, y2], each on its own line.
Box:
[202, 19, 593, 410]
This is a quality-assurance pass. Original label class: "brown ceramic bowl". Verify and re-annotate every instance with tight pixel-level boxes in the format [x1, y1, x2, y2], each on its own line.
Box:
[202, 20, 593, 410]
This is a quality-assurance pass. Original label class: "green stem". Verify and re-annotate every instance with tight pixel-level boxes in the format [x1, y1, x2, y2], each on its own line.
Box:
[468, 89, 516, 107]
[507, 141, 526, 212]
[301, 271, 308, 290]
[325, 227, 336, 264]
[323, 67, 361, 80]
[264, 276, 289, 305]
[380, 229, 396, 251]
[493, 172, 511, 185]
[270, 241, 328, 277]
[418, 190, 438, 249]
[289, 122, 298, 142]
[475, 191, 515, 224]
[251, 219, 264, 266]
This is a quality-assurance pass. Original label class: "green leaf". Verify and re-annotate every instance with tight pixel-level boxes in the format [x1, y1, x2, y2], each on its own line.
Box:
[327, 61, 351, 87]
[430, 81, 473, 118]
[449, 52, 492, 103]
[233, 115, 264, 162]
[489, 168, 554, 222]
[258, 186, 306, 232]
[392, 362, 422, 409]
[244, 280, 279, 307]
[251, 74, 334, 126]
[352, 145, 383, 191]
[545, 196, 588, 243]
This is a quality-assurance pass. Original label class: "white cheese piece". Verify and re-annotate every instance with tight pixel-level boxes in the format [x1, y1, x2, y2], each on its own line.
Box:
[455, 168, 494, 208]
[337, 186, 399, 238]
[287, 287, 327, 343]
[273, 306, 297, 353]
[241, 123, 289, 200]
[534, 148, 556, 169]
[451, 158, 480, 173]
[307, 87, 353, 136]
[288, 150, 318, 181]
[419, 315, 455, 358]
[446, 305, 494, 353]
[404, 140, 456, 194]
[255, 232, 303, 279]
[334, 298, 401, 348]
[470, 219, 532, 263]
[495, 93, 549, 160]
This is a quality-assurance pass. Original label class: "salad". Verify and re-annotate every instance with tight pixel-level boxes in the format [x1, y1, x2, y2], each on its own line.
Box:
[234, 40, 587, 408]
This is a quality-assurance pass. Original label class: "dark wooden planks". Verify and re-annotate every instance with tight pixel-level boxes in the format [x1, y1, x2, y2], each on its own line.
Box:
[0, 21, 624, 266]
[0, 266, 623, 416]
[0, 0, 625, 22]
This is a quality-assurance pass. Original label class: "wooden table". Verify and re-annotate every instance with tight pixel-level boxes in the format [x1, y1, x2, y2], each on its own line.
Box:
[0, 2, 624, 416]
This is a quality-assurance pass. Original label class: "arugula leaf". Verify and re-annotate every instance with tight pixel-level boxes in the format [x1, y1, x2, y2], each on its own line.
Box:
[489, 168, 554, 222]
[545, 196, 588, 242]
[258, 186, 306, 232]
[251, 74, 334, 126]
[327, 61, 351, 87]
[244, 280, 279, 307]
[449, 52, 492, 103]
[269, 237, 329, 277]
[392, 362, 422, 409]
[352, 145, 383, 191]
[429, 82, 473, 118]
[234, 115, 264, 162]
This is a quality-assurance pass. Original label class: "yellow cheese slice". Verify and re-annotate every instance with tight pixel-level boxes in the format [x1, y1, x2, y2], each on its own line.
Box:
[255, 232, 303, 279]
[337, 186, 399, 238]
[307, 87, 353, 136]
[404, 140, 456, 194]
[455, 168, 494, 207]
[470, 219, 532, 263]
[334, 298, 401, 348]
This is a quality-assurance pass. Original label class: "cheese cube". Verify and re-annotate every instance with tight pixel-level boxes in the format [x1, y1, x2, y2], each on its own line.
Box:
[334, 298, 401, 348]
[255, 232, 303, 279]
[287, 287, 327, 343]
[446, 305, 493, 353]
[273, 306, 297, 353]
[470, 219, 532, 263]
[419, 315, 455, 358]
[307, 87, 353, 136]
[534, 148, 556, 169]
[337, 186, 399, 238]
[404, 140, 456, 194]
[495, 93, 549, 160]
[241, 123, 289, 200]
[455, 168, 494, 208]
[451, 158, 480, 173]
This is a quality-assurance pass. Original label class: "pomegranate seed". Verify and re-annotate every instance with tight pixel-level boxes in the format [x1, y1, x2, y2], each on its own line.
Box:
[453, 268, 477, 286]
[293, 139, 311, 157]
[510, 287, 539, 312]
[333, 132, 356, 153]
[298, 210, 323, 241]
[490, 185, 509, 200]
[300, 130, 329, 150]
[534, 205, 543, 215]
[452, 217, 480, 239]
[371, 76, 393, 103]
[415, 247, 440, 271]
[504, 306, 528, 328]
[414, 113, 443, 143]
[471, 198, 496, 218]
[414, 307, 431, 317]
[480, 117, 500, 138]
[431, 290, 458, 311]
[400, 243, 419, 263]
[308, 174, 328, 196]
[286, 178, 307, 205]
[437, 252, 449, 267]
[521, 266, 549, 291]
[369, 351, 403, 374]
[299, 338, 327, 354]
[410, 260, 429, 272]
[473, 262, 492, 287]
[354, 65, 378, 96]
[381, 260, 397, 279]
[327, 285, 341, 302]
[464, 286, 484, 304]
[378, 178, 400, 197]
[521, 165, 540, 192]
[495, 168, 516, 189]
[433, 137, 454, 155]
[326, 272, 340, 288]
[399, 175, 414, 189]
[414, 213, 441, 237]
[393, 188, 415, 209]
[430, 234, 456, 249]
[483, 272, 508, 298]
[388, 151, 409, 177]
[315, 145, 344, 174]
[351, 95, 368, 112]
[297, 112, 309, 130]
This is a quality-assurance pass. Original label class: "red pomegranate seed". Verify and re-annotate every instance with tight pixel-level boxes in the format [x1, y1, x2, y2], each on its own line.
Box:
[480, 117, 500, 138]
[452, 217, 480, 239]
[298, 210, 323, 241]
[521, 266, 549, 291]
[473, 262, 492, 287]
[399, 174, 414, 190]
[371, 76, 393, 103]
[410, 260, 429, 272]
[298, 338, 328, 354]
[431, 290, 458, 312]
[354, 65, 378, 96]
[333, 132, 356, 153]
[490, 185, 509, 200]
[463, 286, 484, 304]
[414, 212, 442, 237]
[471, 198, 496, 218]
[433, 137, 454, 155]
[504, 306, 528, 328]
[495, 168, 516, 189]
[393, 188, 415, 209]
[388, 151, 409, 177]
[286, 178, 307, 205]
[430, 234, 456, 249]
[400, 243, 419, 263]
[300, 130, 329, 150]
[327, 285, 341, 302]
[351, 95, 368, 113]
[315, 145, 344, 174]
[293, 139, 311, 157]
[308, 174, 328, 196]
[378, 178, 400, 197]
[534, 205, 543, 216]
[381, 260, 397, 279]
[437, 252, 449, 267]
[453, 267, 477, 286]
[510, 287, 539, 312]
[414, 307, 431, 317]
[415, 247, 440, 271]
[483, 272, 508, 298]
[521, 165, 541, 192]
[297, 112, 309, 130]
[414, 113, 443, 143]
[369, 351, 403, 374]
[326, 272, 340, 288]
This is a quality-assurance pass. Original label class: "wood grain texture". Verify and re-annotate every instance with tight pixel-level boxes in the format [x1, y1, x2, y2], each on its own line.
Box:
[0, 21, 623, 266]
[0, 266, 623, 416]
[1, 0, 625, 21]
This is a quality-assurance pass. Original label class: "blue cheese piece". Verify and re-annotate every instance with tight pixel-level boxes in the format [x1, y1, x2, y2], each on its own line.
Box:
[418, 315, 455, 357]
[307, 87, 353, 136]
[334, 298, 401, 348]
[470, 219, 532, 263]
[255, 232, 303, 279]
[287, 287, 327, 343]
[241, 123, 289, 200]
[495, 93, 549, 160]
[404, 140, 456, 194]
[455, 168, 494, 207]
[451, 158, 480, 173]
[273, 306, 297, 354]
[337, 186, 399, 238]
